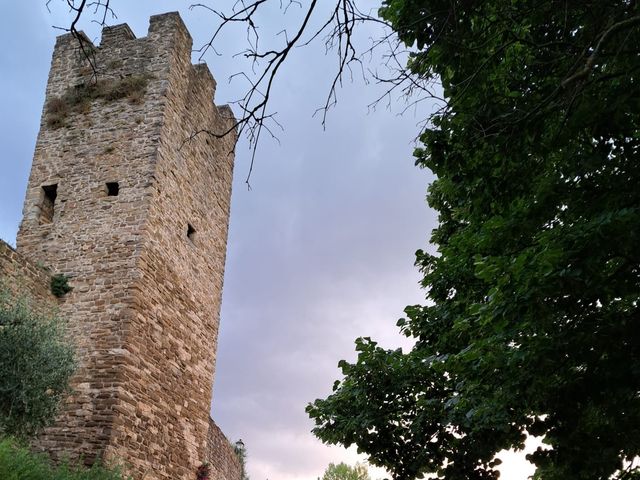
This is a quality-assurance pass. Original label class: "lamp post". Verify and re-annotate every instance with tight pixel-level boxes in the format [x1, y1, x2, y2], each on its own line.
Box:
[234, 439, 247, 480]
[235, 439, 245, 451]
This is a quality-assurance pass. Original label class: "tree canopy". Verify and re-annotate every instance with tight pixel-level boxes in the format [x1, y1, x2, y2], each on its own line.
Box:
[321, 462, 371, 480]
[308, 1, 640, 479]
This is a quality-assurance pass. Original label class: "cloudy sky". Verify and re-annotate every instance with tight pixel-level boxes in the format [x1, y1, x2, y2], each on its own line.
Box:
[0, 2, 537, 479]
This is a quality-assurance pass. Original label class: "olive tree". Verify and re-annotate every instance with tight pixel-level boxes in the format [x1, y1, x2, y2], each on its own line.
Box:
[0, 290, 75, 439]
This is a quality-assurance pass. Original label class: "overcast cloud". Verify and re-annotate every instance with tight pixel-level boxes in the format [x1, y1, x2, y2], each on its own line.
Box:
[0, 3, 537, 479]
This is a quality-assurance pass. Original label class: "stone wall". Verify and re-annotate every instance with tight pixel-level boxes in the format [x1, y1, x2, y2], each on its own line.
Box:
[0, 239, 55, 310]
[16, 12, 236, 480]
[205, 418, 242, 480]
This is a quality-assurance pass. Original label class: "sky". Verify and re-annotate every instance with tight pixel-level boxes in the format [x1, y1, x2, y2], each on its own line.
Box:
[0, 2, 537, 479]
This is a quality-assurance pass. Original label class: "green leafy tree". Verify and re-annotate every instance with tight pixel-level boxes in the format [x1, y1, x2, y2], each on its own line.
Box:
[308, 1, 640, 479]
[0, 290, 76, 439]
[321, 462, 371, 480]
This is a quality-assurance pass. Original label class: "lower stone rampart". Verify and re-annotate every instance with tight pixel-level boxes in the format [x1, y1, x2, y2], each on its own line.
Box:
[0, 239, 55, 309]
[205, 417, 242, 480]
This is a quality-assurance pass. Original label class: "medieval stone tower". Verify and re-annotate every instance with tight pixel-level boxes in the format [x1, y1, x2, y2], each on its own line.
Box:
[13, 12, 239, 480]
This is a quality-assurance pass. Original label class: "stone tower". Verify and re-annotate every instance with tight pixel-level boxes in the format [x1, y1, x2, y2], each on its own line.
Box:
[16, 13, 237, 480]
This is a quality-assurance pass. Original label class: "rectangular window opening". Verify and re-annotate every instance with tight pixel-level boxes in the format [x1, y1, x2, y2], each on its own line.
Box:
[39, 184, 58, 224]
[106, 182, 119, 196]
[187, 223, 196, 242]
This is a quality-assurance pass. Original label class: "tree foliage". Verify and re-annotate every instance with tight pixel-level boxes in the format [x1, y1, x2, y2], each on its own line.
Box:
[0, 290, 76, 439]
[308, 1, 640, 479]
[321, 462, 371, 480]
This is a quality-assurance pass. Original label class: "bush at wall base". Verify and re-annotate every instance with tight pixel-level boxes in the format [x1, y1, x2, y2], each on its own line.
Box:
[0, 437, 128, 480]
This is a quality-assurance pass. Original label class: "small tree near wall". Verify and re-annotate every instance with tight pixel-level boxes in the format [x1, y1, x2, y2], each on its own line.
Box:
[0, 289, 76, 439]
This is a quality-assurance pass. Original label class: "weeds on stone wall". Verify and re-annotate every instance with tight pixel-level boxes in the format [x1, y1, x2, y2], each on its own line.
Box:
[196, 462, 210, 480]
[50, 274, 72, 298]
[46, 75, 149, 128]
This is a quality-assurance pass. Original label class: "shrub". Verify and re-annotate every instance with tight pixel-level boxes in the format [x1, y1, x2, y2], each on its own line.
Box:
[50, 274, 73, 297]
[0, 290, 75, 439]
[196, 462, 210, 480]
[0, 437, 128, 480]
[45, 98, 69, 128]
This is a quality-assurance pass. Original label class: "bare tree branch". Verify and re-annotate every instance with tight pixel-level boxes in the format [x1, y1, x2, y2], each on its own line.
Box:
[48, 0, 115, 81]
[46, 0, 439, 186]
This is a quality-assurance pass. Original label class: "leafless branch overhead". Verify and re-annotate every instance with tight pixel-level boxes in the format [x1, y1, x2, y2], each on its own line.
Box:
[47, 0, 438, 186]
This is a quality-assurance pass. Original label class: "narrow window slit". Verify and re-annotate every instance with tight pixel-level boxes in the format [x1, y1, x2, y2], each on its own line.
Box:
[187, 224, 196, 242]
[106, 182, 119, 196]
[40, 184, 58, 224]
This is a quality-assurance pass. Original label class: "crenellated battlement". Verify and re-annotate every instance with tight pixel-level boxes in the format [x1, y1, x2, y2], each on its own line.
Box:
[100, 23, 136, 45]
[43, 12, 228, 136]
[16, 12, 238, 480]
[53, 12, 192, 57]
